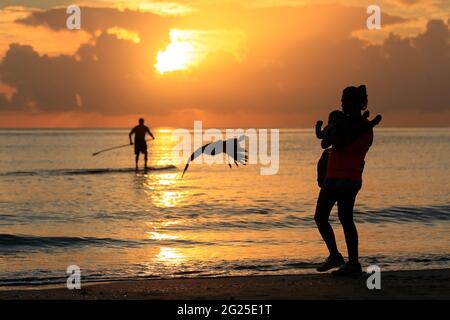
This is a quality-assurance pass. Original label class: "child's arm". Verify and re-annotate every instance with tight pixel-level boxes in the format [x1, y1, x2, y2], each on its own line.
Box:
[315, 120, 324, 139]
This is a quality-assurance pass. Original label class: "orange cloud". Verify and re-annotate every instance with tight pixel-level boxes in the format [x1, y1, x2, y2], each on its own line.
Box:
[106, 27, 141, 43]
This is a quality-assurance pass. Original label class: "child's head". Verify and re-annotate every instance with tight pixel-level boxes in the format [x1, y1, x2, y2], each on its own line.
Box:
[328, 110, 346, 125]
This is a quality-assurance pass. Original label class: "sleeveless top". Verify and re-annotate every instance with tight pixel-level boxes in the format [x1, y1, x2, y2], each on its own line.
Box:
[326, 129, 373, 181]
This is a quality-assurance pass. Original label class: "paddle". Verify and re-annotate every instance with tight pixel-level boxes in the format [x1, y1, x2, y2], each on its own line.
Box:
[92, 139, 152, 156]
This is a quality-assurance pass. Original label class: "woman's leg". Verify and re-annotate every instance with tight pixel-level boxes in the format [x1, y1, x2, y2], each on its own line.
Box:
[314, 187, 339, 256]
[337, 189, 359, 264]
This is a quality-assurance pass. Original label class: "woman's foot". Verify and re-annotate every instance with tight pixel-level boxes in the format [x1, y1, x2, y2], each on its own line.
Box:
[331, 262, 362, 276]
[316, 253, 345, 272]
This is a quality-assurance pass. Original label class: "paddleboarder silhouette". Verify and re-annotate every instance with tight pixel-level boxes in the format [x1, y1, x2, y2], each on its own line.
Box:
[129, 118, 155, 170]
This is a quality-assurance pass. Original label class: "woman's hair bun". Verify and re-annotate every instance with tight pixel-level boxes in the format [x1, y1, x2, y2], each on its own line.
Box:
[358, 85, 367, 94]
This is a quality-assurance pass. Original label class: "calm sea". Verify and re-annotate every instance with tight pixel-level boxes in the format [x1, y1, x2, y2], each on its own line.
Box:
[0, 128, 449, 286]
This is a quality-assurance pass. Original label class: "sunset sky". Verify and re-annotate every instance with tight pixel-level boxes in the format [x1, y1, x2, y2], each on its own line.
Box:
[0, 0, 449, 128]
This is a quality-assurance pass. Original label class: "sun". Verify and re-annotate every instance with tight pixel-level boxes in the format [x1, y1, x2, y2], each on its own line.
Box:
[155, 42, 193, 74]
[154, 28, 245, 74]
[155, 30, 197, 74]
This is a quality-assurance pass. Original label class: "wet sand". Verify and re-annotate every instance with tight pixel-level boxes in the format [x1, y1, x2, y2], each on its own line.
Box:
[0, 269, 449, 300]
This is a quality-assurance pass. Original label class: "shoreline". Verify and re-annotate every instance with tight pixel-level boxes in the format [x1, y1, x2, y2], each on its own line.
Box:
[0, 268, 449, 300]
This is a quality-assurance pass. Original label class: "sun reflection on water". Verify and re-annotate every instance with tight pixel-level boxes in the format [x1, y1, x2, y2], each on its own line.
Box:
[147, 220, 181, 240]
[148, 231, 178, 240]
[139, 129, 188, 208]
[143, 172, 187, 208]
[136, 129, 190, 267]
[155, 247, 184, 264]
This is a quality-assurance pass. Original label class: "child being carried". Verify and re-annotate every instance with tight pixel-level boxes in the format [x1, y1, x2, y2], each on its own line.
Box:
[315, 109, 382, 188]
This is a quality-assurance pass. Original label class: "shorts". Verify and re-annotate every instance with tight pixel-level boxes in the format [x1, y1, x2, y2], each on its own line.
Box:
[134, 141, 147, 155]
[322, 178, 362, 192]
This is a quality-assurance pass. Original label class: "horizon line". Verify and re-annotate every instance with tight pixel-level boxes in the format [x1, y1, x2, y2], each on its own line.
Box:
[0, 126, 449, 130]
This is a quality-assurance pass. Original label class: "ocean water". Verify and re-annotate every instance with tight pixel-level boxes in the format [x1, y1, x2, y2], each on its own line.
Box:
[0, 128, 449, 286]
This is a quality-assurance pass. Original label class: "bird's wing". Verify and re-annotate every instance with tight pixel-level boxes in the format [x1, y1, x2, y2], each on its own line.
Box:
[181, 143, 211, 178]
[204, 139, 223, 156]
[224, 136, 248, 166]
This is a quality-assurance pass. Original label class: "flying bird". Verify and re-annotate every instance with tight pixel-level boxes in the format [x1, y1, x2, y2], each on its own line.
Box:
[181, 135, 248, 178]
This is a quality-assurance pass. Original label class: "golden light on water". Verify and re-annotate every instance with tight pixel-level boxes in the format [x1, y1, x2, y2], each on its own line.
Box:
[148, 231, 178, 240]
[155, 189, 183, 207]
[155, 29, 246, 74]
[153, 128, 179, 167]
[147, 220, 180, 242]
[155, 247, 184, 264]
[138, 129, 188, 207]
[143, 172, 187, 208]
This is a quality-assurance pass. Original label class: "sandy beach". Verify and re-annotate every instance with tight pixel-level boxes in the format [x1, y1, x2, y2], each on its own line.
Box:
[0, 269, 448, 300]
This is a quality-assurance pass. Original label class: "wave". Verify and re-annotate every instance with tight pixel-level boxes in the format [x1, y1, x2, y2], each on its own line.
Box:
[358, 205, 450, 224]
[0, 233, 308, 253]
[0, 234, 132, 249]
[0, 234, 210, 252]
[1, 165, 177, 177]
[152, 204, 450, 231]
[0, 204, 449, 231]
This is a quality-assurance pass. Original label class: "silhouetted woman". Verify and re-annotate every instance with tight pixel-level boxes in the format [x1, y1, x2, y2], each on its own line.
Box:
[315, 85, 380, 275]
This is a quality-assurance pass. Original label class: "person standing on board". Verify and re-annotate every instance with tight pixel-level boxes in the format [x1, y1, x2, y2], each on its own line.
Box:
[129, 118, 155, 170]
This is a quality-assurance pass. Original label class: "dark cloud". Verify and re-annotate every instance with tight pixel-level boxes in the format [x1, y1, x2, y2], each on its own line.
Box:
[362, 19, 450, 112]
[16, 6, 175, 36]
[0, 4, 448, 125]
[0, 43, 79, 112]
[0, 0, 72, 9]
